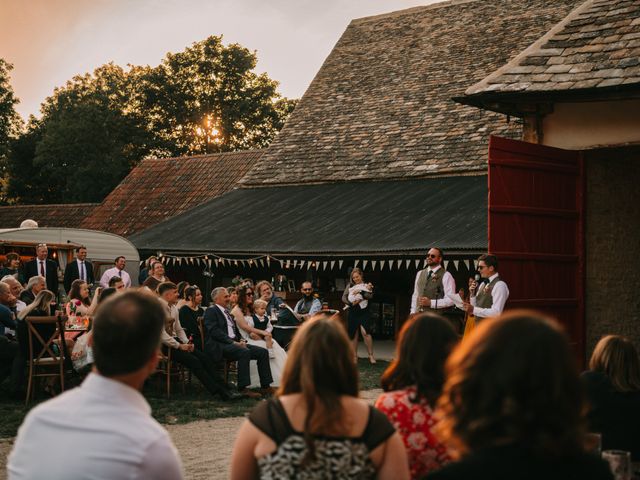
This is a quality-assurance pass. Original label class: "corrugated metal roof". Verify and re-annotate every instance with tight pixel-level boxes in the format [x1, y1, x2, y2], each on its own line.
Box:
[130, 176, 487, 255]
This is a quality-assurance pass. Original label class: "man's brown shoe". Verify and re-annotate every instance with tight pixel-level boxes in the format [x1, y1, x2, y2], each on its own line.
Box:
[239, 389, 262, 399]
[259, 387, 276, 397]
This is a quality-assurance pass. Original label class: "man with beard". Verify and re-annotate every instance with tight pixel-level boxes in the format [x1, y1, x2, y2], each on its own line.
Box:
[272, 282, 322, 350]
[410, 247, 456, 314]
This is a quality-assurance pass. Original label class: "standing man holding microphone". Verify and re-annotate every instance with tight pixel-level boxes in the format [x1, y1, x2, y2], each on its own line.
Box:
[410, 247, 456, 314]
[464, 254, 509, 321]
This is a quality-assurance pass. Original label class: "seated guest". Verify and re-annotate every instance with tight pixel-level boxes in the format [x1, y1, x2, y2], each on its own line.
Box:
[99, 256, 131, 289]
[65, 279, 99, 317]
[231, 315, 409, 480]
[273, 281, 323, 350]
[0, 282, 22, 398]
[227, 286, 238, 310]
[143, 261, 170, 292]
[0, 253, 23, 283]
[108, 276, 125, 291]
[2, 276, 26, 313]
[178, 286, 204, 350]
[138, 255, 157, 285]
[176, 281, 190, 310]
[8, 290, 185, 479]
[255, 280, 285, 315]
[428, 311, 614, 480]
[19, 276, 45, 306]
[158, 282, 239, 401]
[204, 287, 273, 398]
[376, 313, 457, 479]
[582, 335, 640, 460]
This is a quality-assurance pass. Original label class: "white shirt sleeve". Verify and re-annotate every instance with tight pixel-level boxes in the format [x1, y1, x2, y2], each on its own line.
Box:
[174, 318, 189, 344]
[430, 271, 455, 309]
[410, 271, 421, 314]
[99, 270, 111, 289]
[139, 435, 185, 480]
[472, 281, 509, 318]
[160, 328, 180, 349]
[309, 299, 322, 315]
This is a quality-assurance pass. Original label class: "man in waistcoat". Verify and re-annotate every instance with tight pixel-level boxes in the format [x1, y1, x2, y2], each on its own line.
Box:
[410, 247, 456, 314]
[464, 253, 509, 320]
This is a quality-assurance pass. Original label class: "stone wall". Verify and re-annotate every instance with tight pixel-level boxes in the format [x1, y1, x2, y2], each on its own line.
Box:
[585, 146, 640, 359]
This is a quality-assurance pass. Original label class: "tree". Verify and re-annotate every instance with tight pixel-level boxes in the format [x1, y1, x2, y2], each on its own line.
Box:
[0, 59, 23, 202]
[3, 37, 296, 204]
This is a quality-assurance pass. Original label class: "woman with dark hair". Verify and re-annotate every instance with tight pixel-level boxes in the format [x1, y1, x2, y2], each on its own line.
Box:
[178, 285, 204, 350]
[0, 252, 23, 282]
[428, 310, 613, 480]
[227, 286, 239, 309]
[176, 281, 190, 309]
[342, 267, 375, 364]
[376, 313, 457, 478]
[582, 335, 640, 460]
[65, 279, 99, 317]
[231, 315, 409, 479]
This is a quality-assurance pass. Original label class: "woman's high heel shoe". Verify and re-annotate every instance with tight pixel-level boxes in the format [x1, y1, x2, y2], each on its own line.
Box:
[368, 354, 376, 364]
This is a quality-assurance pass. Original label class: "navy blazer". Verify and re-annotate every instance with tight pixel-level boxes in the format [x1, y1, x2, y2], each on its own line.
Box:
[63, 260, 95, 292]
[23, 259, 59, 294]
[203, 305, 239, 362]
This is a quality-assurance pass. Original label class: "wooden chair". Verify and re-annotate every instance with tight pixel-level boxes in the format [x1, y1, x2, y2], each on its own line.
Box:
[197, 315, 236, 384]
[25, 316, 66, 404]
[155, 347, 186, 398]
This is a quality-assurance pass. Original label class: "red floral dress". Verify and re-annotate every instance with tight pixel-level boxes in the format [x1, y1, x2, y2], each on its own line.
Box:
[375, 386, 451, 479]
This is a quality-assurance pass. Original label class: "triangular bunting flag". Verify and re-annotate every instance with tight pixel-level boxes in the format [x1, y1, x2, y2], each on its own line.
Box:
[266, 257, 270, 267]
[234, 260, 238, 267]
[322, 261, 328, 270]
[208, 259, 212, 268]
[415, 259, 420, 269]
[315, 261, 320, 271]
[354, 260, 360, 268]
[292, 260, 297, 268]
[397, 259, 402, 269]
[363, 260, 369, 270]
[380, 260, 386, 270]
[405, 259, 410, 269]
[330, 260, 336, 270]
[423, 259, 428, 269]
[453, 259, 459, 269]
[444, 260, 449, 269]
[372, 260, 378, 270]
[338, 260, 344, 269]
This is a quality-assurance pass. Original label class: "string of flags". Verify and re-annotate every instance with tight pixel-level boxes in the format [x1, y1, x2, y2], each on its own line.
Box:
[147, 253, 480, 272]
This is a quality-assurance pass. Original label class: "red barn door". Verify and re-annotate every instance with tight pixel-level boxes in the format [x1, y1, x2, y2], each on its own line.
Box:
[487, 136, 585, 359]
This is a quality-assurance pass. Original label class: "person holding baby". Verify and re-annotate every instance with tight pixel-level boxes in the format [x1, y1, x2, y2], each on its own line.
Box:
[342, 267, 375, 364]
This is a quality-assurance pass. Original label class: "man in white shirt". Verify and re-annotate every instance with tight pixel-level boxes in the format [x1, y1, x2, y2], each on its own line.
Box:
[464, 253, 509, 319]
[99, 256, 132, 288]
[63, 246, 95, 292]
[410, 247, 456, 314]
[8, 290, 184, 480]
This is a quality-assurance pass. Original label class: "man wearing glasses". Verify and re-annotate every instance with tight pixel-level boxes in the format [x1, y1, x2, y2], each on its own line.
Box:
[464, 254, 509, 319]
[410, 247, 456, 314]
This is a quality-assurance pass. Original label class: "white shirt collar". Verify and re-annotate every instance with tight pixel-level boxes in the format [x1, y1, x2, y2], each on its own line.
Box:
[82, 373, 150, 415]
[428, 265, 442, 273]
[488, 273, 499, 282]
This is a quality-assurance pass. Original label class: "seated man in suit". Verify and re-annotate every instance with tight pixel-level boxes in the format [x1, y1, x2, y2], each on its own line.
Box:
[63, 246, 95, 293]
[203, 287, 273, 398]
[22, 244, 58, 294]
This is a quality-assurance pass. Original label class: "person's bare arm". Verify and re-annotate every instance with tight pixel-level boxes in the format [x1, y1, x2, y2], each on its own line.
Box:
[230, 420, 260, 480]
[373, 432, 409, 480]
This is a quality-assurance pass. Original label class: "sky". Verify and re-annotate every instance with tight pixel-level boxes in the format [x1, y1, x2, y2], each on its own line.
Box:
[0, 0, 440, 120]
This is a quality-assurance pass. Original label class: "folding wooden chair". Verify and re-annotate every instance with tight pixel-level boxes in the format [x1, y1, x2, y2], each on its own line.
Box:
[155, 347, 186, 398]
[25, 316, 66, 404]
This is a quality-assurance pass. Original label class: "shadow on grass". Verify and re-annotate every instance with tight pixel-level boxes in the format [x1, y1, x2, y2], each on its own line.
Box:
[0, 360, 389, 438]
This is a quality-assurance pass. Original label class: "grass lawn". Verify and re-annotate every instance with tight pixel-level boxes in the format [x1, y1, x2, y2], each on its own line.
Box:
[0, 359, 389, 438]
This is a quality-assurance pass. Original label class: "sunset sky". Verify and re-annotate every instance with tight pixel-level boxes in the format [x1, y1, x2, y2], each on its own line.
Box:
[0, 0, 438, 119]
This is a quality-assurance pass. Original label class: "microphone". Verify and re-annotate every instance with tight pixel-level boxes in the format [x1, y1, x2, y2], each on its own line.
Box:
[474, 273, 481, 283]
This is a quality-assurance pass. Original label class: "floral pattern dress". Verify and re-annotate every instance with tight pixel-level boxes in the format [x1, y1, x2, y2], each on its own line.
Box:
[375, 386, 451, 479]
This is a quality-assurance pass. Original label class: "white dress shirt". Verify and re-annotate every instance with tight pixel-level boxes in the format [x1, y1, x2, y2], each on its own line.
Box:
[8, 373, 184, 480]
[159, 298, 188, 349]
[99, 267, 132, 288]
[217, 304, 237, 338]
[410, 265, 456, 313]
[76, 259, 87, 282]
[470, 273, 509, 318]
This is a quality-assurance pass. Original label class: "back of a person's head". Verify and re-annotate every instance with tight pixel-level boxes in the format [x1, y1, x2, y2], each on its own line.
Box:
[18, 289, 54, 320]
[589, 335, 640, 392]
[437, 310, 584, 457]
[98, 287, 117, 304]
[280, 315, 358, 398]
[381, 313, 458, 404]
[92, 290, 164, 377]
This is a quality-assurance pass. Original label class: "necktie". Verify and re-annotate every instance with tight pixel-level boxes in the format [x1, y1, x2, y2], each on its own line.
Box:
[427, 270, 433, 281]
[224, 309, 238, 338]
[80, 262, 85, 281]
[39, 261, 45, 276]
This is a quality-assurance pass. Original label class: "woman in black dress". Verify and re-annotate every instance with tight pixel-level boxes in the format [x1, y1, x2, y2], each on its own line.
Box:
[341, 268, 375, 364]
[178, 286, 204, 350]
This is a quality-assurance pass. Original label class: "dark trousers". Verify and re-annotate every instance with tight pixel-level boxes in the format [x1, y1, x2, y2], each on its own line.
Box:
[170, 347, 229, 396]
[0, 336, 24, 392]
[221, 343, 273, 390]
[272, 327, 297, 351]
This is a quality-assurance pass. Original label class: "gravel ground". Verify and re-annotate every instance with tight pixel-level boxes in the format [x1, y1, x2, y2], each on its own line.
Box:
[0, 389, 383, 480]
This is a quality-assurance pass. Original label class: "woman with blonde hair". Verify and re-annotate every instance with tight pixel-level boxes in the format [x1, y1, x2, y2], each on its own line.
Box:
[231, 315, 409, 479]
[342, 267, 375, 364]
[428, 310, 613, 480]
[582, 335, 640, 460]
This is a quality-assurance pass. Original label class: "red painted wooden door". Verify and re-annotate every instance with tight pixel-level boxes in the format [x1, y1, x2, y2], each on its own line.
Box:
[487, 136, 585, 359]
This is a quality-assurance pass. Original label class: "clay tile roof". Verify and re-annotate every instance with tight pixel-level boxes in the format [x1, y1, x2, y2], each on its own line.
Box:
[464, 0, 640, 99]
[81, 150, 263, 237]
[240, 0, 583, 186]
[0, 203, 98, 229]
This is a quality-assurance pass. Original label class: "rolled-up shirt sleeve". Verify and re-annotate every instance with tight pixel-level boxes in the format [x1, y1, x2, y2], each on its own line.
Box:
[471, 281, 509, 318]
[410, 272, 421, 314]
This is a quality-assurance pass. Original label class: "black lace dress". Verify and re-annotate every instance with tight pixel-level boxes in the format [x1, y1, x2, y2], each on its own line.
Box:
[248, 398, 395, 479]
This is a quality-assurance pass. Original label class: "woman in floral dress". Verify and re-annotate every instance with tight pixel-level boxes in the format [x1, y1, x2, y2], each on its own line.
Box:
[375, 313, 458, 479]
